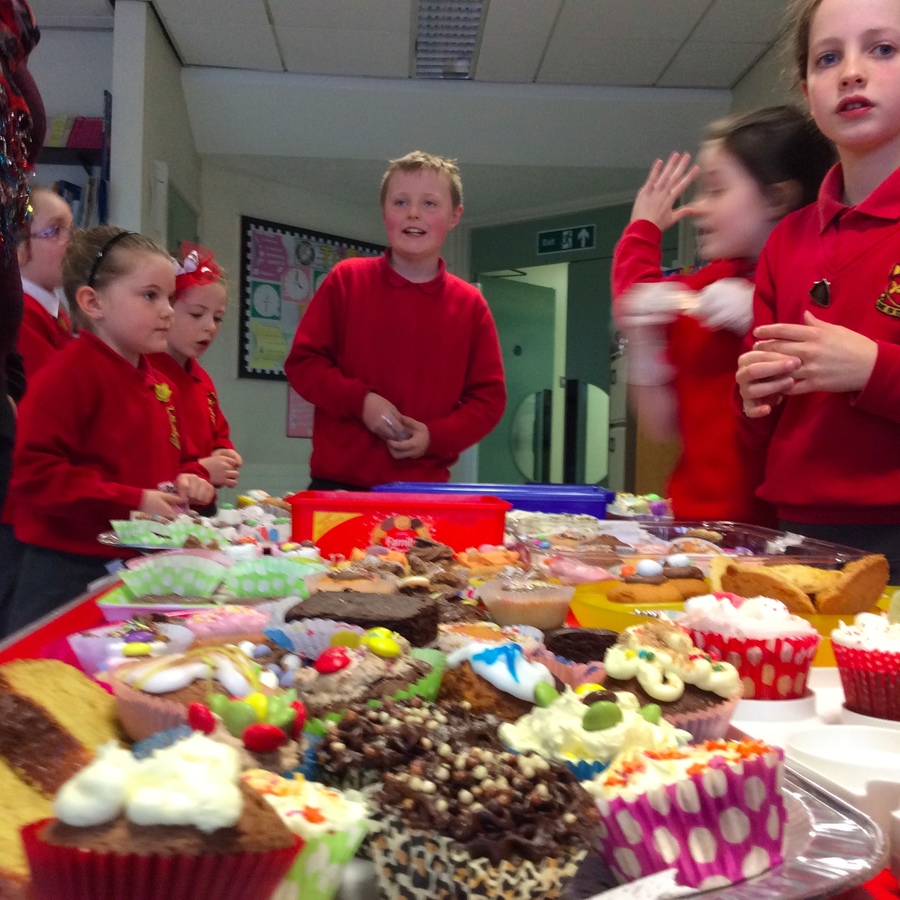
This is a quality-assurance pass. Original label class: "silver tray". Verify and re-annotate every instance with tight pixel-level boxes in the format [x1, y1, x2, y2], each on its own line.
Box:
[333, 767, 884, 900]
[97, 531, 176, 551]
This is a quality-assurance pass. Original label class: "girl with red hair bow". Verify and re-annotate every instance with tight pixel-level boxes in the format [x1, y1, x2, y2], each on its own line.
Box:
[148, 243, 243, 492]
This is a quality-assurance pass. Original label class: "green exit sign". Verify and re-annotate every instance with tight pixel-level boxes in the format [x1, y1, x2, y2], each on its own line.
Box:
[537, 224, 596, 255]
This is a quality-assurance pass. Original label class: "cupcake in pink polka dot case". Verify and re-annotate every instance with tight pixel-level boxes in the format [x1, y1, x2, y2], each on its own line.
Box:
[583, 738, 786, 890]
[678, 593, 820, 701]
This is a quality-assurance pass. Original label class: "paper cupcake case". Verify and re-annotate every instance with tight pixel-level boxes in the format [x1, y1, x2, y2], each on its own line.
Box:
[591, 750, 786, 890]
[22, 819, 303, 900]
[67, 622, 194, 675]
[110, 519, 174, 545]
[662, 691, 741, 743]
[120, 557, 228, 599]
[110, 674, 197, 742]
[273, 821, 369, 900]
[524, 646, 605, 689]
[369, 814, 586, 899]
[833, 644, 900, 720]
[264, 618, 366, 661]
[687, 630, 820, 701]
[224, 559, 312, 599]
[304, 648, 447, 737]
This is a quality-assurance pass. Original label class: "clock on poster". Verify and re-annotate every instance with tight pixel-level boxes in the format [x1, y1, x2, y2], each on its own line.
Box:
[251, 282, 281, 319]
[282, 266, 311, 303]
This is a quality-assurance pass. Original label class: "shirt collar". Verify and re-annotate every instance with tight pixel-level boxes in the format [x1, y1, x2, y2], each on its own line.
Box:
[381, 250, 447, 294]
[21, 277, 61, 318]
[818, 162, 900, 231]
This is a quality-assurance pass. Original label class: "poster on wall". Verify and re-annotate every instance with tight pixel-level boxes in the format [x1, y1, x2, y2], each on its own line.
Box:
[238, 216, 385, 437]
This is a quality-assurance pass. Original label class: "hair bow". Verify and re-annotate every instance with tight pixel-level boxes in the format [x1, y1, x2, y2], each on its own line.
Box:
[174, 241, 222, 295]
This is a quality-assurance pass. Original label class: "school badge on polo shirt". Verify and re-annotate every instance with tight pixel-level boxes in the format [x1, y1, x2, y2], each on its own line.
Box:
[875, 264, 900, 318]
[153, 382, 181, 449]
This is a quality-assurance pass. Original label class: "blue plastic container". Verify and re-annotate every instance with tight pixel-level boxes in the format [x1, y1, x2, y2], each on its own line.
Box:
[373, 482, 613, 517]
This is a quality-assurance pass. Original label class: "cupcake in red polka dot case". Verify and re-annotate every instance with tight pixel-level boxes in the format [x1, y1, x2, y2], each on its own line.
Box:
[678, 593, 820, 701]
[831, 612, 900, 721]
[582, 738, 786, 890]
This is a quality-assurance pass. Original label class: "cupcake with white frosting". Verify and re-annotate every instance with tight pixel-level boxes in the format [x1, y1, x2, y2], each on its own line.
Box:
[832, 612, 900, 720]
[679, 592, 820, 700]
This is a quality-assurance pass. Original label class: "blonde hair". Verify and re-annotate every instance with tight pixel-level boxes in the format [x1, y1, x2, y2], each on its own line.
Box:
[64, 226, 171, 332]
[380, 151, 463, 208]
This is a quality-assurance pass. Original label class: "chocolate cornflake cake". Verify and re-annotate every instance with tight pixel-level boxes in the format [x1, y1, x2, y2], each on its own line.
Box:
[316, 696, 503, 790]
[543, 628, 619, 664]
[285, 592, 439, 646]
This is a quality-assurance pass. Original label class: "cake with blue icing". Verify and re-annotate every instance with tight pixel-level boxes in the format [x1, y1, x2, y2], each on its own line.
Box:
[438, 642, 556, 722]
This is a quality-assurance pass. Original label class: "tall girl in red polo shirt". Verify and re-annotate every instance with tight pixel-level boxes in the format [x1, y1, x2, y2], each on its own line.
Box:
[737, 0, 900, 583]
[4, 227, 214, 635]
[613, 105, 834, 524]
[148, 243, 242, 495]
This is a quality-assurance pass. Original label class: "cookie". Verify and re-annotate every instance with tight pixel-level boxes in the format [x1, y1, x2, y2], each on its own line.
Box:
[815, 554, 889, 615]
[606, 582, 683, 605]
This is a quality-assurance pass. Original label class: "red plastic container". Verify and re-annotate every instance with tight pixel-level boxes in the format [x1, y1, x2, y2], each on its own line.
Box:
[288, 491, 511, 557]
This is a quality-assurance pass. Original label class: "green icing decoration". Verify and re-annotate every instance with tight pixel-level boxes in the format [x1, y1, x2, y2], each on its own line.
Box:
[583, 700, 623, 732]
[534, 682, 560, 708]
[639, 703, 662, 724]
[221, 700, 258, 737]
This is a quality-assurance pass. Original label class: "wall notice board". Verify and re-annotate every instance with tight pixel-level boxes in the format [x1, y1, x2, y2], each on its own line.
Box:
[238, 216, 385, 437]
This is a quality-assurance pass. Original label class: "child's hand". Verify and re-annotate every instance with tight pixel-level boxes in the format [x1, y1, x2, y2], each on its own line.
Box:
[363, 392, 406, 441]
[751, 312, 878, 396]
[387, 417, 430, 460]
[616, 281, 692, 329]
[139, 489, 184, 519]
[630, 152, 700, 230]
[213, 448, 244, 468]
[686, 278, 754, 335]
[736, 348, 800, 417]
[201, 454, 240, 488]
[175, 473, 216, 507]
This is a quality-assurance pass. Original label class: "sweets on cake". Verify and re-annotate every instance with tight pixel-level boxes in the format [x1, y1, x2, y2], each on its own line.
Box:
[289, 628, 440, 720]
[439, 642, 555, 722]
[285, 592, 439, 646]
[679, 592, 820, 700]
[370, 744, 597, 899]
[583, 738, 786, 890]
[23, 734, 301, 900]
[831, 612, 900, 720]
[477, 575, 575, 629]
[607, 554, 707, 605]
[0, 661, 119, 899]
[108, 646, 286, 741]
[242, 769, 369, 900]
[716, 553, 888, 615]
[498, 685, 691, 780]
[315, 696, 503, 790]
[601, 620, 742, 740]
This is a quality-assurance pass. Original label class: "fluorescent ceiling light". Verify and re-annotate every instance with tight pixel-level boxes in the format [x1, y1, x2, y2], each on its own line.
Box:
[415, 1, 486, 80]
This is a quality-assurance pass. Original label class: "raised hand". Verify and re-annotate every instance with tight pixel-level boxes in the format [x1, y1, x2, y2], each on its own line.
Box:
[630, 152, 700, 231]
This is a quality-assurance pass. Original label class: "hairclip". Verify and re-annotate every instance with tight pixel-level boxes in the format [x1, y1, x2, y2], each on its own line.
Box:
[87, 231, 136, 288]
[174, 242, 221, 295]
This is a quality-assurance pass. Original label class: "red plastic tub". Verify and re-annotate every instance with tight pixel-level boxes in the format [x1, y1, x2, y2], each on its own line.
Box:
[288, 491, 511, 558]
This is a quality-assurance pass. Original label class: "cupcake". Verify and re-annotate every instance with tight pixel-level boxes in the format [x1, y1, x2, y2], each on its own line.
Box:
[315, 696, 503, 790]
[289, 628, 444, 725]
[601, 620, 742, 740]
[832, 612, 900, 720]
[108, 646, 287, 741]
[525, 626, 617, 688]
[242, 769, 369, 900]
[370, 745, 597, 898]
[67, 617, 194, 675]
[498, 685, 691, 780]
[434, 621, 542, 654]
[23, 735, 301, 900]
[680, 593, 820, 700]
[173, 605, 270, 647]
[439, 642, 555, 722]
[478, 575, 575, 629]
[583, 738, 786, 890]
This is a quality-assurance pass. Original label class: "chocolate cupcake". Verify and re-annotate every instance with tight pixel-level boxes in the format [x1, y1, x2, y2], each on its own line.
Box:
[543, 628, 618, 665]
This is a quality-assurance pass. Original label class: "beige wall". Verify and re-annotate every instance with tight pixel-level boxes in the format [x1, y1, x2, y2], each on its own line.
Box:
[731, 32, 800, 112]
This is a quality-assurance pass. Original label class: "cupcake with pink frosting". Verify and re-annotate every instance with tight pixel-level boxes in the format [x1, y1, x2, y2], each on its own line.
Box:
[679, 593, 820, 701]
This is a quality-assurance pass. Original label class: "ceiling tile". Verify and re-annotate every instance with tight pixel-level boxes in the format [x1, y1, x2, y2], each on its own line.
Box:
[690, 0, 787, 43]
[163, 17, 282, 71]
[553, 0, 712, 42]
[29, 0, 113, 27]
[657, 41, 768, 88]
[476, 0, 560, 82]
[278, 26, 411, 77]
[268, 0, 411, 32]
[153, 0, 269, 26]
[539, 38, 681, 86]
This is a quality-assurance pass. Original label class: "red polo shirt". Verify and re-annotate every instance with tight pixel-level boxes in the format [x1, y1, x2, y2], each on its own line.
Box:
[738, 163, 900, 523]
